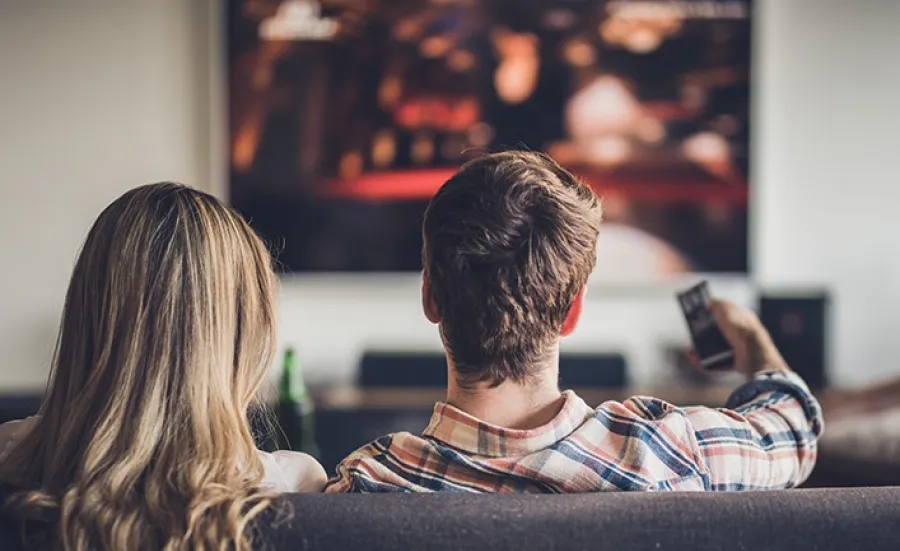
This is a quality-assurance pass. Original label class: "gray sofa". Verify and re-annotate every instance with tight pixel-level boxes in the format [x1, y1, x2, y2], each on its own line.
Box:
[2, 487, 899, 550]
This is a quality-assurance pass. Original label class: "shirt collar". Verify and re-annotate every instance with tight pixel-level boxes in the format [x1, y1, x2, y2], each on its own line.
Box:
[422, 390, 594, 457]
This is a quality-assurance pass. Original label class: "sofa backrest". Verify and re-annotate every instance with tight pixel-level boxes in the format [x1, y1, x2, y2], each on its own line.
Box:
[2, 487, 899, 550]
[261, 488, 900, 551]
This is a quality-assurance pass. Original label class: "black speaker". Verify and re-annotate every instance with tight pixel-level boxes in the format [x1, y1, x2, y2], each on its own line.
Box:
[758, 292, 830, 389]
[359, 352, 448, 388]
[358, 351, 629, 389]
[558, 353, 629, 389]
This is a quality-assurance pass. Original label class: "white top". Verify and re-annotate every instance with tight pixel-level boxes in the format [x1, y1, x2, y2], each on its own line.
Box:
[0, 417, 326, 493]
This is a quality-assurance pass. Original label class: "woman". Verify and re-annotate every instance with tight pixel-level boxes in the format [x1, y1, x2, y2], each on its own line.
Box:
[0, 183, 325, 550]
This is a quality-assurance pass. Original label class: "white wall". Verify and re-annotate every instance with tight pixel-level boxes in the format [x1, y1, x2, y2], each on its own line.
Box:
[753, 0, 900, 386]
[1, 0, 899, 392]
[0, 0, 214, 390]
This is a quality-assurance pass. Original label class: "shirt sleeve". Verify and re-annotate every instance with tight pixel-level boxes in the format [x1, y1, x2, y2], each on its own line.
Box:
[325, 437, 414, 493]
[325, 454, 388, 493]
[324, 442, 379, 493]
[684, 370, 823, 490]
[324, 462, 354, 493]
[621, 370, 823, 490]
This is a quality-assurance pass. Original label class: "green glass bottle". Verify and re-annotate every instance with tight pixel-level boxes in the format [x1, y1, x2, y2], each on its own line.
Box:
[276, 348, 320, 458]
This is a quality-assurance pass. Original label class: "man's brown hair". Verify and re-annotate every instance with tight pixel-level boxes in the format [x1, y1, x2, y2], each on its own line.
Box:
[423, 151, 602, 387]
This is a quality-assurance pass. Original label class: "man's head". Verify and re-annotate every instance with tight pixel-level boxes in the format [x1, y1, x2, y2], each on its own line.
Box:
[422, 151, 602, 387]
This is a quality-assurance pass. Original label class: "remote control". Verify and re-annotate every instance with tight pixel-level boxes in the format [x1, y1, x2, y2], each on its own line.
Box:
[676, 281, 734, 370]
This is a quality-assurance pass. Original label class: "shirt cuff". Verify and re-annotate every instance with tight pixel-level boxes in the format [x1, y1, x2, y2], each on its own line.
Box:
[725, 370, 823, 435]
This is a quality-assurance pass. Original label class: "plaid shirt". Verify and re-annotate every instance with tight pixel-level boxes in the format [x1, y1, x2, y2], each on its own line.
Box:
[325, 370, 823, 493]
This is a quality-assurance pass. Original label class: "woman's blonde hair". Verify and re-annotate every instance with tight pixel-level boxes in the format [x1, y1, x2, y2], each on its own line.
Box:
[0, 183, 278, 550]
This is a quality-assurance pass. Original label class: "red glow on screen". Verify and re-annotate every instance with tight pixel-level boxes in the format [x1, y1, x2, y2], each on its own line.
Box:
[322, 168, 748, 205]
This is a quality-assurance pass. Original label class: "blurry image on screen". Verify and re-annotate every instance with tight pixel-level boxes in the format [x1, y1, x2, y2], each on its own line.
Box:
[228, 0, 752, 278]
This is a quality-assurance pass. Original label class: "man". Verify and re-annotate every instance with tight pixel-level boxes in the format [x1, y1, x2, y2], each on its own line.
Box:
[326, 151, 822, 493]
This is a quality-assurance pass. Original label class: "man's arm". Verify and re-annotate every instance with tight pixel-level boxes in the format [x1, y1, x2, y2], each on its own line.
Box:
[662, 300, 822, 489]
[324, 451, 366, 493]
[681, 369, 822, 489]
[324, 438, 414, 493]
[620, 369, 821, 490]
[323, 466, 353, 493]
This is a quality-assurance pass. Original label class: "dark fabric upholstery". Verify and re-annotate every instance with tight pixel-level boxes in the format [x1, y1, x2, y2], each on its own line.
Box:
[2, 488, 899, 550]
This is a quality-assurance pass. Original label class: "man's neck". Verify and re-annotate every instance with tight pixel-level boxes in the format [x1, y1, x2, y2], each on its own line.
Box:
[445, 356, 564, 431]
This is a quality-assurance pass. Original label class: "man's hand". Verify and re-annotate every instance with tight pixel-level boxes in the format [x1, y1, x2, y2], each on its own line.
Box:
[708, 299, 790, 377]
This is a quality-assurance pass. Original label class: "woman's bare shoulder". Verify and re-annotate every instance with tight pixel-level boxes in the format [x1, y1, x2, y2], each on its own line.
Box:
[257, 450, 327, 493]
[0, 416, 38, 461]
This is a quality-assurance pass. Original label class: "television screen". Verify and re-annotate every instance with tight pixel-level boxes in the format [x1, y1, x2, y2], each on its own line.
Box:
[227, 0, 752, 279]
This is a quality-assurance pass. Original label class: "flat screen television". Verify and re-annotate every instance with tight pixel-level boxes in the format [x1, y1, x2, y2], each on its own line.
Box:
[227, 0, 752, 280]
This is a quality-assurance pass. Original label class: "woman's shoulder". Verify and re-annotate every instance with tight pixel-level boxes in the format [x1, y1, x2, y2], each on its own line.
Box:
[256, 449, 327, 493]
[0, 417, 38, 443]
[0, 417, 38, 462]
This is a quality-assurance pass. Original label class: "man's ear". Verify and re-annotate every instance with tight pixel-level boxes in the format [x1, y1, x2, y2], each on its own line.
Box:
[560, 287, 587, 337]
[422, 274, 441, 324]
